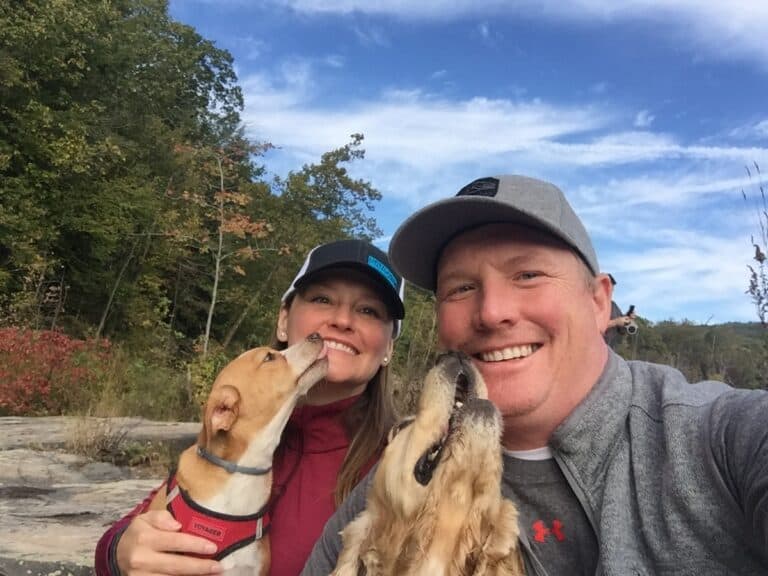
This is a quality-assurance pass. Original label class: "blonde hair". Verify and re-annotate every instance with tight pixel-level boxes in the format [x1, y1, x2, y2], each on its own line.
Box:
[273, 295, 396, 507]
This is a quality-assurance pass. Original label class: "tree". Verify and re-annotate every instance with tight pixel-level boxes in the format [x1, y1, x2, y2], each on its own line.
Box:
[213, 135, 388, 351]
[390, 286, 439, 415]
[276, 134, 382, 242]
[0, 1, 403, 392]
[0, 0, 244, 339]
[168, 139, 273, 357]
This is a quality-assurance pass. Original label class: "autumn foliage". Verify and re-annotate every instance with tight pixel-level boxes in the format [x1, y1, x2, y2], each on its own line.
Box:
[0, 328, 111, 416]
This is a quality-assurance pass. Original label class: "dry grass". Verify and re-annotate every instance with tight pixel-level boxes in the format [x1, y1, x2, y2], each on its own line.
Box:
[66, 416, 129, 460]
[390, 373, 421, 417]
[65, 416, 175, 475]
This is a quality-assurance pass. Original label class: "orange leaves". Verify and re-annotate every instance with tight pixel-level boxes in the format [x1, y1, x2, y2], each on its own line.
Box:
[235, 246, 256, 260]
[213, 190, 250, 207]
[221, 215, 272, 240]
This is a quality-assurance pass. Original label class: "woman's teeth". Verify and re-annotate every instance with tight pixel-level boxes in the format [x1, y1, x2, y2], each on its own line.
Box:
[326, 340, 357, 354]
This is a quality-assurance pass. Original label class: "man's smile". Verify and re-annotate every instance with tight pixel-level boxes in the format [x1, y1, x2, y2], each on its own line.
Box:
[478, 344, 540, 362]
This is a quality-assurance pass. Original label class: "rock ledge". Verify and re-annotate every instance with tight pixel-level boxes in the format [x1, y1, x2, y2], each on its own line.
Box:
[0, 416, 200, 575]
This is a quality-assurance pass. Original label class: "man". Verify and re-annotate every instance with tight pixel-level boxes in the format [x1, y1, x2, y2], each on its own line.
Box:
[604, 273, 637, 348]
[302, 175, 768, 575]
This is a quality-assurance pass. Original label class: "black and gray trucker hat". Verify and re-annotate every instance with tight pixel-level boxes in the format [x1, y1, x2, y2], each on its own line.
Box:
[388, 175, 599, 292]
[282, 239, 405, 336]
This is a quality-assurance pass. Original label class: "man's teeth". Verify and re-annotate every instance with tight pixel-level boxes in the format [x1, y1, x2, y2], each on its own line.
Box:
[326, 340, 357, 354]
[480, 344, 537, 362]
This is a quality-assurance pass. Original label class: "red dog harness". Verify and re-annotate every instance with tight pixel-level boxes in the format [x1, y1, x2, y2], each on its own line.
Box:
[165, 471, 270, 560]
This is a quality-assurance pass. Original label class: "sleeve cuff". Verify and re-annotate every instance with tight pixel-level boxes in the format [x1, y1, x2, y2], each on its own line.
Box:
[108, 525, 129, 576]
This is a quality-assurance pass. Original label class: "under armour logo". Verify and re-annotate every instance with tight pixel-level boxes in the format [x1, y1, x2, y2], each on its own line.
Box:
[532, 519, 565, 543]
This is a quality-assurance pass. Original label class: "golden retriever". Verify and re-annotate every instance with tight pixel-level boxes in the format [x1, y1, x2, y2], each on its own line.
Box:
[333, 351, 525, 576]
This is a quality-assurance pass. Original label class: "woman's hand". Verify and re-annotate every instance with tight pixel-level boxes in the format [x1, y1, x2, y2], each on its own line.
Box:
[116, 510, 223, 576]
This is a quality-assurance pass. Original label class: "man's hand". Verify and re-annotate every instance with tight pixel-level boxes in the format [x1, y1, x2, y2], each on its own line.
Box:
[607, 315, 633, 329]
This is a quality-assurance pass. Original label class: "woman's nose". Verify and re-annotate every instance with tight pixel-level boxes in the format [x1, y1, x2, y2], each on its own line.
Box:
[329, 304, 354, 330]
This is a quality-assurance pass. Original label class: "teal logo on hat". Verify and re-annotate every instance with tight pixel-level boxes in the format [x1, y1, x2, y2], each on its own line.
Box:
[367, 255, 398, 290]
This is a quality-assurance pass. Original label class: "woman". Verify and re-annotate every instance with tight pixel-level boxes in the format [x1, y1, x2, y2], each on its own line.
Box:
[94, 239, 405, 575]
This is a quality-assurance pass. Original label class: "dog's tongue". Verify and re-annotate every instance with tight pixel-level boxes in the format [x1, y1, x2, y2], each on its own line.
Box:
[318, 342, 329, 360]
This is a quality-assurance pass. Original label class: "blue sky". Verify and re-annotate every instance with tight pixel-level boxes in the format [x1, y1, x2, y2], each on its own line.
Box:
[170, 0, 768, 324]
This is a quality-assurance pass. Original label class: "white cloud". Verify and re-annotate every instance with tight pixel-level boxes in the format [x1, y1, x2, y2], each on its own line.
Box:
[608, 235, 754, 323]
[174, 0, 768, 324]
[268, 0, 768, 68]
[267, 0, 507, 17]
[577, 173, 748, 215]
[230, 36, 268, 61]
[238, 58, 768, 323]
[730, 119, 768, 141]
[475, 21, 503, 44]
[240, 62, 768, 190]
[528, 134, 766, 168]
[353, 25, 389, 47]
[580, 174, 759, 323]
[323, 54, 345, 68]
[241, 73, 610, 170]
[634, 110, 655, 128]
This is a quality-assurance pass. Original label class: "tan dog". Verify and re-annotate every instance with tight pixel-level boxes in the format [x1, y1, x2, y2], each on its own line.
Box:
[333, 352, 525, 576]
[149, 333, 328, 575]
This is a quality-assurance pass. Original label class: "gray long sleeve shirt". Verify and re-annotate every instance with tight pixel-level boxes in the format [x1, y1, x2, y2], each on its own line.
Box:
[302, 352, 768, 575]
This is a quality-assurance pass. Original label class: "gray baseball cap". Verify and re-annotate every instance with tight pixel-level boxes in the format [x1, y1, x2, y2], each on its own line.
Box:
[388, 175, 599, 292]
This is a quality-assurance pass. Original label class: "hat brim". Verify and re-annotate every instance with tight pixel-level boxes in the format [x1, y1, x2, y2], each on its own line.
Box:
[294, 262, 405, 320]
[389, 196, 580, 292]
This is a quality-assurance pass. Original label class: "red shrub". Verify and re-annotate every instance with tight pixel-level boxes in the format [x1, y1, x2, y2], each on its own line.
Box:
[0, 328, 111, 416]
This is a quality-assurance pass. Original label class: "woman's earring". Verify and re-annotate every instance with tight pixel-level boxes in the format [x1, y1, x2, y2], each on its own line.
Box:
[382, 356, 389, 366]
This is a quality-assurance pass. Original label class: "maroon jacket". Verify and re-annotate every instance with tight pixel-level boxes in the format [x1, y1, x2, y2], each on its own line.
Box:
[94, 396, 367, 576]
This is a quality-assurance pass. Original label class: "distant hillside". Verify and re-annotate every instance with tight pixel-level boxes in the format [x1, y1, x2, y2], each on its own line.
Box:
[614, 320, 767, 390]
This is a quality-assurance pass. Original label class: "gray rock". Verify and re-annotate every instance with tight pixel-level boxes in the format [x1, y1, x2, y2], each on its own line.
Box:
[0, 417, 201, 572]
[0, 416, 200, 451]
[0, 556, 92, 576]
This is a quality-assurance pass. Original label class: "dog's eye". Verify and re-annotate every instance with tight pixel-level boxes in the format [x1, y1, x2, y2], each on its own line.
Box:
[263, 352, 275, 362]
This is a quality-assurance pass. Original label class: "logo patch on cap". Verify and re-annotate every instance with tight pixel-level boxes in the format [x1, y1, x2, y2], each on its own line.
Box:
[456, 177, 499, 198]
[367, 255, 398, 290]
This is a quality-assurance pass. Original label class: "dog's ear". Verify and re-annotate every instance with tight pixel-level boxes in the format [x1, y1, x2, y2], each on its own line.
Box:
[480, 499, 523, 570]
[387, 416, 415, 444]
[332, 511, 374, 576]
[205, 384, 241, 434]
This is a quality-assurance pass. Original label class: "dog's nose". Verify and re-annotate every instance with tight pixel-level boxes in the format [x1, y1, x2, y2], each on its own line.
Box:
[307, 333, 322, 343]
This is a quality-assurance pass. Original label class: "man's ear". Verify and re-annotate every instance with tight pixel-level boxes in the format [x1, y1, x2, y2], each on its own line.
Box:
[592, 273, 614, 332]
[204, 384, 241, 434]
